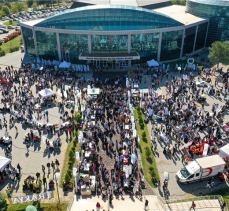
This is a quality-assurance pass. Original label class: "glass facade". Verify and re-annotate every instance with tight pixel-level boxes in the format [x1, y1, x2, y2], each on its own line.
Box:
[91, 35, 128, 54]
[183, 26, 196, 56]
[35, 5, 183, 30]
[21, 26, 36, 56]
[160, 30, 183, 61]
[187, 0, 229, 46]
[131, 33, 159, 62]
[195, 22, 208, 51]
[35, 31, 58, 60]
[59, 33, 88, 64]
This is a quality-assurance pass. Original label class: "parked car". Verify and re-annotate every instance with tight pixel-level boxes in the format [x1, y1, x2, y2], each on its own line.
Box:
[0, 30, 3, 34]
[7, 25, 15, 29]
[0, 28, 8, 33]
[0, 24, 7, 28]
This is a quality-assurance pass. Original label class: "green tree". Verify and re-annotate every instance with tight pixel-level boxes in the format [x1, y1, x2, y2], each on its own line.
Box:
[4, 2, 11, 9]
[142, 131, 146, 139]
[32, 2, 37, 11]
[1, 5, 10, 16]
[145, 146, 151, 158]
[0, 10, 5, 18]
[12, 2, 27, 13]
[64, 173, 70, 183]
[208, 41, 229, 68]
[68, 150, 74, 159]
[0, 192, 7, 211]
[26, 0, 34, 8]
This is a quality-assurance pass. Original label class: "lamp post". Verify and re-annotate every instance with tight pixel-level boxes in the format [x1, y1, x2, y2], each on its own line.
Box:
[54, 172, 60, 204]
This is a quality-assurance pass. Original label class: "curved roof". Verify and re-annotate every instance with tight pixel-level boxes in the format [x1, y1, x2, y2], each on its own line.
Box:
[188, 0, 229, 6]
[35, 5, 183, 30]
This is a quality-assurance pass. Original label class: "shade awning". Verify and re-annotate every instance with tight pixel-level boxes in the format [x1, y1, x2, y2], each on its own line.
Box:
[38, 88, 56, 98]
[0, 156, 11, 171]
[59, 61, 71, 68]
[147, 59, 159, 67]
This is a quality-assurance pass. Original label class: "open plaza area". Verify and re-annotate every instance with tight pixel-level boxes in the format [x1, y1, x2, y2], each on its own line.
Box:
[1, 0, 229, 211]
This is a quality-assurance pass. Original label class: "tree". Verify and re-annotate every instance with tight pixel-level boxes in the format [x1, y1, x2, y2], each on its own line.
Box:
[26, 0, 34, 8]
[208, 41, 229, 68]
[68, 150, 74, 159]
[145, 146, 151, 158]
[4, 2, 11, 9]
[142, 131, 146, 139]
[12, 2, 27, 13]
[1, 5, 10, 16]
[32, 2, 37, 11]
[64, 173, 70, 183]
[0, 192, 7, 211]
[0, 10, 5, 18]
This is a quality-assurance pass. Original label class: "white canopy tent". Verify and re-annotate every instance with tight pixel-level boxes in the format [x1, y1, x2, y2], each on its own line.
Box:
[220, 144, 229, 159]
[147, 59, 159, 67]
[0, 156, 11, 171]
[39, 88, 56, 98]
[59, 61, 71, 68]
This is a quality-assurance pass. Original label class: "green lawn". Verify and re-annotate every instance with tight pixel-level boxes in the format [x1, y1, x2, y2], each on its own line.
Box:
[7, 202, 68, 211]
[3, 21, 18, 26]
[207, 187, 229, 208]
[0, 35, 22, 54]
[134, 109, 160, 188]
[59, 113, 80, 188]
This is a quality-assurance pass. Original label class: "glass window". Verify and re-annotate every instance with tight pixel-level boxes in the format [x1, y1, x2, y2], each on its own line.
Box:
[91, 35, 128, 55]
[131, 33, 159, 63]
[35, 31, 58, 60]
[160, 30, 183, 61]
[183, 26, 196, 56]
[35, 7, 183, 31]
[195, 22, 208, 51]
[59, 34, 88, 64]
[21, 27, 36, 56]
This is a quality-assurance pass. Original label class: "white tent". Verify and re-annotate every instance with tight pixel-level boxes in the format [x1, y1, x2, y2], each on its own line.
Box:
[59, 61, 71, 68]
[0, 156, 11, 171]
[39, 88, 56, 98]
[88, 88, 100, 95]
[220, 144, 229, 159]
[147, 59, 159, 67]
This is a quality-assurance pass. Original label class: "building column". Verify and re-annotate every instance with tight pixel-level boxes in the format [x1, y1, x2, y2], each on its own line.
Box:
[157, 32, 162, 63]
[56, 32, 61, 61]
[180, 28, 186, 58]
[128, 60, 131, 67]
[33, 28, 38, 57]
[128, 34, 131, 54]
[193, 25, 199, 52]
[204, 22, 209, 47]
[88, 35, 91, 54]
[21, 28, 27, 54]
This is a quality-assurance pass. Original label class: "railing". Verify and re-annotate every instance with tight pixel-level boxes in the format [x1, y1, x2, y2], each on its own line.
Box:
[66, 191, 74, 211]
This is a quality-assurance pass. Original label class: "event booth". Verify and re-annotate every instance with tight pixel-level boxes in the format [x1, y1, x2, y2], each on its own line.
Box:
[147, 59, 159, 67]
[59, 61, 71, 69]
[38, 88, 56, 98]
[0, 156, 11, 171]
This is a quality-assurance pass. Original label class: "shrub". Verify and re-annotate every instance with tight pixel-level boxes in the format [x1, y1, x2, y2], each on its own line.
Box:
[142, 131, 146, 139]
[68, 161, 73, 166]
[77, 115, 82, 123]
[0, 50, 5, 57]
[9, 46, 19, 53]
[64, 173, 70, 183]
[68, 150, 75, 159]
[71, 146, 75, 151]
[43, 204, 63, 211]
[67, 169, 72, 175]
[149, 166, 154, 171]
[137, 105, 141, 112]
[150, 170, 156, 178]
[9, 19, 12, 24]
[0, 192, 7, 211]
[145, 146, 151, 158]
[73, 140, 77, 145]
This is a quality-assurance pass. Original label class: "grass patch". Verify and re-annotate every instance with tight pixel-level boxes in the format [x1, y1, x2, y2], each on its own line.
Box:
[171, 0, 186, 5]
[59, 114, 81, 188]
[134, 109, 160, 188]
[3, 21, 18, 26]
[7, 201, 68, 211]
[0, 35, 22, 54]
[207, 186, 229, 208]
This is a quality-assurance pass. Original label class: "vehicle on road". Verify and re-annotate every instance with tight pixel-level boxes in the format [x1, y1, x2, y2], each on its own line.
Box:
[196, 81, 207, 87]
[7, 25, 15, 29]
[176, 155, 225, 184]
[0, 28, 8, 33]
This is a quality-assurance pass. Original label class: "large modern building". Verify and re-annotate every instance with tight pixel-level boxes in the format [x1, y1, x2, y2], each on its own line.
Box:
[21, 0, 213, 66]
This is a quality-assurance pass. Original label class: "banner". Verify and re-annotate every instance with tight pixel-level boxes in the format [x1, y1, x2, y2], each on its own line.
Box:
[5, 191, 57, 204]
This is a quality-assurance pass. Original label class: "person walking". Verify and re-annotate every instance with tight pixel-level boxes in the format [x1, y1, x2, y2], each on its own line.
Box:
[190, 201, 196, 210]
[43, 177, 47, 188]
[15, 126, 18, 134]
[42, 165, 45, 173]
[145, 199, 149, 210]
[96, 202, 101, 211]
[26, 144, 29, 152]
[17, 163, 22, 174]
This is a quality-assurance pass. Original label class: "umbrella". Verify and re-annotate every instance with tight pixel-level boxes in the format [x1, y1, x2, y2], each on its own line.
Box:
[201, 94, 207, 98]
[26, 205, 37, 211]
[164, 171, 170, 180]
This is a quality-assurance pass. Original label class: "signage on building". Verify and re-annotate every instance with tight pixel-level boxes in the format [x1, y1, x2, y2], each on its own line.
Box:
[79, 56, 140, 61]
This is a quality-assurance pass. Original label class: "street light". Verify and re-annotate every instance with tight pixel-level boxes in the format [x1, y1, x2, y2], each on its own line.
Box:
[54, 172, 60, 204]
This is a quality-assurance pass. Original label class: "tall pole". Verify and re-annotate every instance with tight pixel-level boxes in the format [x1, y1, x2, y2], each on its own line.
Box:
[56, 180, 60, 203]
